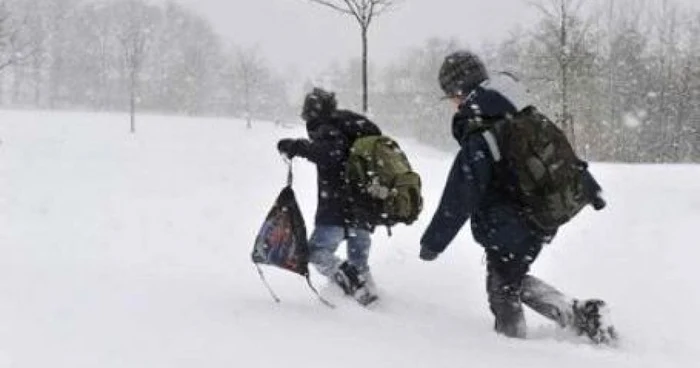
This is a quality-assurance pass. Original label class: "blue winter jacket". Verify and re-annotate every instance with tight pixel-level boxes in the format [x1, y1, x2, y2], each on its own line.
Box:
[420, 73, 555, 258]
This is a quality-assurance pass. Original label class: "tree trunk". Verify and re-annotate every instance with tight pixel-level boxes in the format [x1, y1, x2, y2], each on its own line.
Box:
[674, 62, 692, 161]
[245, 80, 252, 129]
[607, 0, 616, 131]
[361, 26, 368, 113]
[559, 0, 575, 149]
[33, 56, 43, 107]
[130, 69, 136, 134]
[13, 64, 23, 105]
[0, 72, 5, 105]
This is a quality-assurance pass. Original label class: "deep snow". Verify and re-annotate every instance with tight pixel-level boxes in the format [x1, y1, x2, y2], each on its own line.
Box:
[0, 109, 698, 368]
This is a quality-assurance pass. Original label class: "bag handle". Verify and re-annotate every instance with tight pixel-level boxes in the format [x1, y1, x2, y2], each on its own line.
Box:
[286, 160, 294, 187]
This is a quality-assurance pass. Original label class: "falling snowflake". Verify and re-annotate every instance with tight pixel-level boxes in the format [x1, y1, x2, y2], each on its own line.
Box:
[623, 113, 641, 128]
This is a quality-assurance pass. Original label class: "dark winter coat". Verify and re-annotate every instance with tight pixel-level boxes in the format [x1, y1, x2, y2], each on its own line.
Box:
[421, 73, 599, 259]
[295, 109, 381, 228]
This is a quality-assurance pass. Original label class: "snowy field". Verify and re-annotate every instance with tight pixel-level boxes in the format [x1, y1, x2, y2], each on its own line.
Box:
[0, 109, 699, 368]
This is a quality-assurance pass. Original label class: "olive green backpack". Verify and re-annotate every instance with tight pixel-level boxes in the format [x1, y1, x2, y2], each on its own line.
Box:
[345, 135, 423, 230]
[483, 107, 592, 230]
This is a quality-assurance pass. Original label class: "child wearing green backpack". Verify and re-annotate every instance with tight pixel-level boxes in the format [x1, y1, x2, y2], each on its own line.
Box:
[277, 87, 383, 306]
[419, 51, 616, 344]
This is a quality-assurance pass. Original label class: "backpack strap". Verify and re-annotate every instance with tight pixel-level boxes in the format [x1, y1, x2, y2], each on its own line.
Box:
[304, 274, 336, 308]
[255, 264, 281, 303]
[482, 130, 502, 163]
[286, 161, 294, 186]
[255, 263, 336, 308]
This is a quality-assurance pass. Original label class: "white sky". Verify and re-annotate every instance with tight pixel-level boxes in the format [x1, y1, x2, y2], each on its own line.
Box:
[174, 0, 699, 81]
[174, 0, 540, 76]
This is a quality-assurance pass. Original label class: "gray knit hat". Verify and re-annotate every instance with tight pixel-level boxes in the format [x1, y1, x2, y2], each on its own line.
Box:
[438, 51, 488, 98]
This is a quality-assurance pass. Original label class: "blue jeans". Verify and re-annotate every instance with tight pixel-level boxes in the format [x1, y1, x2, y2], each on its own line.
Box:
[308, 225, 371, 277]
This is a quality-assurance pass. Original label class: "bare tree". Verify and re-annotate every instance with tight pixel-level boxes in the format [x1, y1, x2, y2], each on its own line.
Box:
[529, 0, 596, 148]
[7, 0, 76, 107]
[596, 0, 651, 161]
[689, 13, 700, 161]
[236, 46, 265, 129]
[115, 0, 158, 134]
[306, 0, 398, 113]
[0, 0, 40, 106]
[0, 5, 35, 72]
[370, 37, 458, 145]
[670, 4, 699, 161]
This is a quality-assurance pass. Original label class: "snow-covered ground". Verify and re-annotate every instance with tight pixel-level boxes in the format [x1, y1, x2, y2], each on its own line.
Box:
[0, 109, 698, 368]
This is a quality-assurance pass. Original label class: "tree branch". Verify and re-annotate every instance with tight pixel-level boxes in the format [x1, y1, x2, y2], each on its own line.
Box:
[343, 0, 364, 25]
[371, 0, 397, 17]
[366, 0, 376, 26]
[308, 0, 397, 28]
[309, 0, 354, 15]
[528, 0, 556, 19]
[0, 58, 13, 71]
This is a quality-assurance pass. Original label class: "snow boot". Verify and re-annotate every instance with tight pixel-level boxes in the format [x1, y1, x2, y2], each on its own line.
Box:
[572, 299, 618, 344]
[355, 270, 379, 307]
[332, 262, 378, 306]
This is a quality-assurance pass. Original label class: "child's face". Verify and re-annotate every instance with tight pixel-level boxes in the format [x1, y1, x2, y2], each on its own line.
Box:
[451, 97, 463, 110]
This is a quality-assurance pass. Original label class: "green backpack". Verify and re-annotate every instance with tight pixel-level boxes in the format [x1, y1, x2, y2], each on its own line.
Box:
[345, 135, 423, 228]
[483, 107, 590, 231]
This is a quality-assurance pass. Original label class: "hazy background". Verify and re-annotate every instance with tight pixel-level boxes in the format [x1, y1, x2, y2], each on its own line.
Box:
[172, 0, 540, 78]
[173, 0, 698, 79]
[0, 0, 698, 162]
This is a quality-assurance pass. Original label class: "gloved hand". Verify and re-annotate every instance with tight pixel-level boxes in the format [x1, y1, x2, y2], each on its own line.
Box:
[277, 138, 300, 159]
[419, 247, 439, 261]
[592, 194, 606, 211]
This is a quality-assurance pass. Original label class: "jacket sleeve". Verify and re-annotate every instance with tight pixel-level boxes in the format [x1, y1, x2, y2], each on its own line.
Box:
[294, 125, 349, 168]
[580, 166, 607, 210]
[581, 168, 602, 198]
[420, 134, 493, 255]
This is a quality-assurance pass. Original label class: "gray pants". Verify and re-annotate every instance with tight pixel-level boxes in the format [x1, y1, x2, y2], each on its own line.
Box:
[486, 249, 574, 338]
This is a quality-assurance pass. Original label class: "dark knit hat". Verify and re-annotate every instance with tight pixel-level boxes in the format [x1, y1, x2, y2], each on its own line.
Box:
[301, 87, 337, 121]
[438, 51, 488, 98]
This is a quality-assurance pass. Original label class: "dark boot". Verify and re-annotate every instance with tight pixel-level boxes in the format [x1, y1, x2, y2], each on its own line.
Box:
[332, 261, 364, 295]
[332, 262, 378, 306]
